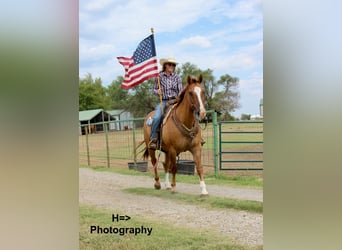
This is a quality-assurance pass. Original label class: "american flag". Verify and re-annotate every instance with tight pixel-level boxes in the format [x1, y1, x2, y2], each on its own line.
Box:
[117, 34, 159, 89]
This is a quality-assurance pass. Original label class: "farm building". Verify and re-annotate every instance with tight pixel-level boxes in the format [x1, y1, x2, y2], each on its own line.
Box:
[79, 109, 116, 135]
[107, 109, 134, 130]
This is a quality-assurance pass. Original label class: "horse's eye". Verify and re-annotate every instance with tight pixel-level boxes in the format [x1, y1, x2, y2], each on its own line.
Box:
[189, 92, 193, 96]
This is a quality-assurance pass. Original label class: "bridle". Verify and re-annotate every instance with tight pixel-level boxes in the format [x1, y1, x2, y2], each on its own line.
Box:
[171, 83, 203, 139]
[171, 108, 199, 139]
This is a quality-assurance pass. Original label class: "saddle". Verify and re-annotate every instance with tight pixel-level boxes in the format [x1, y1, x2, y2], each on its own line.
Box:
[148, 101, 178, 150]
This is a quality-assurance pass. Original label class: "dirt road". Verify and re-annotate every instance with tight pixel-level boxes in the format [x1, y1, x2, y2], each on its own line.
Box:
[79, 168, 263, 246]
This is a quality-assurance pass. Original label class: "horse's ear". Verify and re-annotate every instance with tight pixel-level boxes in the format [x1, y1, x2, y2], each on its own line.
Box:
[199, 74, 203, 83]
[187, 75, 191, 84]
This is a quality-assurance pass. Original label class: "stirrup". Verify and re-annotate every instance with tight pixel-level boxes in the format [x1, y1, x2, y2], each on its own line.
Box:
[149, 138, 158, 150]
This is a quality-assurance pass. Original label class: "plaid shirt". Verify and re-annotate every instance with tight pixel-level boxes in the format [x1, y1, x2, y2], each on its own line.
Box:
[153, 72, 182, 99]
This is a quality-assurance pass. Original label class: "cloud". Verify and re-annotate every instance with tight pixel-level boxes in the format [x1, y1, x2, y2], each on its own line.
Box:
[79, 0, 222, 40]
[80, 0, 263, 89]
[179, 35, 211, 48]
[79, 41, 116, 62]
[84, 0, 113, 11]
[239, 73, 263, 96]
[225, 0, 262, 19]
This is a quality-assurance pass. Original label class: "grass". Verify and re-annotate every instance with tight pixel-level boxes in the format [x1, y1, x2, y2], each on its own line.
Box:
[80, 165, 263, 189]
[123, 187, 263, 213]
[80, 205, 262, 250]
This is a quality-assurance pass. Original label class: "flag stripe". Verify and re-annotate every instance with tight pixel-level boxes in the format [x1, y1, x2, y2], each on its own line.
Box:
[121, 74, 157, 89]
[123, 65, 158, 83]
[121, 64, 159, 88]
[117, 34, 159, 89]
[123, 67, 158, 85]
[119, 57, 159, 88]
[124, 57, 158, 78]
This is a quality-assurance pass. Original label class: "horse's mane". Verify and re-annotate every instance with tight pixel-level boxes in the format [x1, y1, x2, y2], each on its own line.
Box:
[177, 83, 189, 104]
[177, 75, 201, 104]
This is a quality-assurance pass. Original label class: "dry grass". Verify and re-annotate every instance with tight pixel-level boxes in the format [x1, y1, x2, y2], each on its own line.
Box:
[79, 122, 263, 177]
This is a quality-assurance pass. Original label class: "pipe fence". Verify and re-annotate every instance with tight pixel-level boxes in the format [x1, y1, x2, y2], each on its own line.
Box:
[79, 111, 218, 175]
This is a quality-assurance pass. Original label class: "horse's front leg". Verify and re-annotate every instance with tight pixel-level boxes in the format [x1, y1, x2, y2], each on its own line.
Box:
[164, 154, 171, 190]
[192, 147, 208, 195]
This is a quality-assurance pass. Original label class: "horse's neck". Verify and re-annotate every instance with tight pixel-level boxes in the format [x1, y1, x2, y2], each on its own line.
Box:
[175, 99, 195, 128]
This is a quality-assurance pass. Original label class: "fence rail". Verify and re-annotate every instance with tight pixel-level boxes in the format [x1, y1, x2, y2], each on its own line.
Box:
[79, 111, 218, 175]
[79, 112, 264, 174]
[219, 121, 263, 171]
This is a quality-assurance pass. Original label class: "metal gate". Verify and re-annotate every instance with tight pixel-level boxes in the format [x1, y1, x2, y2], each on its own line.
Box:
[219, 121, 263, 170]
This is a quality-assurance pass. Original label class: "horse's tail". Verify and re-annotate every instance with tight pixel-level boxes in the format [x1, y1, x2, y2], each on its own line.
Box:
[136, 140, 149, 160]
[143, 148, 149, 160]
[136, 140, 145, 151]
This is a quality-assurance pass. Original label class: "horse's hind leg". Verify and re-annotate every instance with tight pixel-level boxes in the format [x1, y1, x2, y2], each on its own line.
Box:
[169, 151, 177, 193]
[150, 149, 161, 190]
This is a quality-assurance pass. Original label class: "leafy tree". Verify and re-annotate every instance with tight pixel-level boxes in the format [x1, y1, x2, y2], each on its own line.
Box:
[79, 62, 241, 119]
[179, 63, 240, 118]
[198, 68, 217, 111]
[126, 78, 158, 117]
[79, 73, 111, 111]
[178, 63, 218, 111]
[240, 113, 251, 120]
[106, 76, 129, 110]
[213, 74, 240, 120]
[178, 62, 201, 84]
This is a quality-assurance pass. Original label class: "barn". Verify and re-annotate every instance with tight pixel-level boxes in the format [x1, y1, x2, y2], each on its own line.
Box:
[79, 109, 116, 135]
[106, 109, 133, 130]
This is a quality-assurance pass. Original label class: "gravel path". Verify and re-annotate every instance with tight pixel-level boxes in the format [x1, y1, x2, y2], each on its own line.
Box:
[79, 168, 263, 247]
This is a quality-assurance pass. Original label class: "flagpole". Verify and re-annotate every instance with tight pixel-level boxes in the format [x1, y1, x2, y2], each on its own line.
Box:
[151, 28, 164, 115]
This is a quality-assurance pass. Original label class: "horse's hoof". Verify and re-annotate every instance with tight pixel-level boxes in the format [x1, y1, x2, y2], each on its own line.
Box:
[154, 183, 161, 190]
[166, 187, 172, 190]
[200, 193, 209, 197]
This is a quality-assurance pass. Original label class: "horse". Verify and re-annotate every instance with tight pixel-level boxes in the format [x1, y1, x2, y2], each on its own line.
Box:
[141, 75, 208, 195]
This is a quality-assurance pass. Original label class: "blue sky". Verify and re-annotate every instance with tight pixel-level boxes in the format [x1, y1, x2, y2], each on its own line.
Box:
[79, 0, 263, 117]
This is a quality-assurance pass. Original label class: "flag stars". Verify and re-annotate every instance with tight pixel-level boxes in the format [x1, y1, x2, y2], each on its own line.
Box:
[118, 34, 158, 89]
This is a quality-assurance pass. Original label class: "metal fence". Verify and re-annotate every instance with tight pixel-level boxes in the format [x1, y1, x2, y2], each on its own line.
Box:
[219, 121, 263, 170]
[79, 111, 219, 175]
[79, 113, 264, 174]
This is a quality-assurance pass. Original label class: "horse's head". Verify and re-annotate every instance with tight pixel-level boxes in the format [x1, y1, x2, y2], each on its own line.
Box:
[186, 75, 206, 120]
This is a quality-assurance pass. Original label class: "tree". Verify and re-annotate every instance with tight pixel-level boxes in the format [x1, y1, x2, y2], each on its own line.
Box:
[126, 78, 158, 117]
[79, 62, 241, 118]
[179, 63, 217, 111]
[178, 62, 201, 84]
[179, 63, 240, 118]
[106, 76, 129, 110]
[79, 73, 110, 111]
[213, 74, 240, 120]
[240, 113, 251, 120]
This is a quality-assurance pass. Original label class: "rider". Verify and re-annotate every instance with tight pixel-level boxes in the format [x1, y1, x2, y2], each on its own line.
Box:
[149, 56, 183, 150]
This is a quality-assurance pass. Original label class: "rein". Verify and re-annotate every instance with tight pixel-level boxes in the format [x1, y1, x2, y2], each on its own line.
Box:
[167, 80, 203, 140]
[171, 107, 199, 139]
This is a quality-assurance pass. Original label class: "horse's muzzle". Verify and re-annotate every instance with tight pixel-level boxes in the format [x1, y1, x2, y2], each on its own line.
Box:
[199, 110, 206, 120]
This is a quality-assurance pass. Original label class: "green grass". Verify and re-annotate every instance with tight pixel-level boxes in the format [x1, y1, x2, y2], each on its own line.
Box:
[123, 187, 263, 213]
[80, 205, 262, 250]
[80, 165, 263, 189]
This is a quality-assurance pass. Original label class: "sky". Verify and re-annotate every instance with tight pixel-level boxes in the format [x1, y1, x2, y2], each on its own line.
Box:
[79, 0, 263, 118]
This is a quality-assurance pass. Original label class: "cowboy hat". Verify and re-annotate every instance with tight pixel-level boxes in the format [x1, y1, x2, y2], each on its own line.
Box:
[159, 56, 178, 66]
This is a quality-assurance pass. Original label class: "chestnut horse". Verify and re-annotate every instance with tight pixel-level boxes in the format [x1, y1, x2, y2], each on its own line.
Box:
[141, 75, 208, 195]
